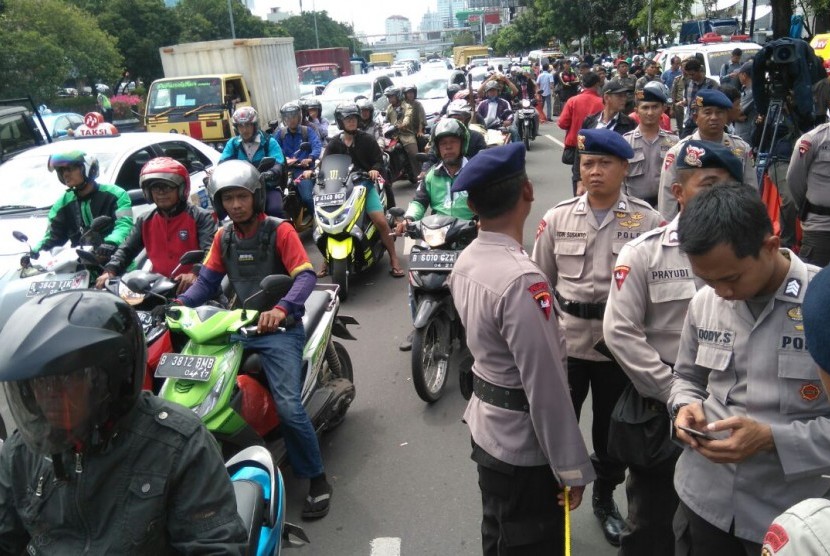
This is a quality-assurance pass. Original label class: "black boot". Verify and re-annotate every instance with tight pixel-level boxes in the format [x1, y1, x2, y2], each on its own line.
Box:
[592, 483, 625, 547]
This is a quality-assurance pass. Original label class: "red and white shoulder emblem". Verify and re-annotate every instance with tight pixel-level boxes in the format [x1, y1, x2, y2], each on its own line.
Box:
[528, 281, 552, 320]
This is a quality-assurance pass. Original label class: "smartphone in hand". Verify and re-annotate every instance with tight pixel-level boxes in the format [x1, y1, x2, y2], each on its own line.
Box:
[677, 424, 716, 441]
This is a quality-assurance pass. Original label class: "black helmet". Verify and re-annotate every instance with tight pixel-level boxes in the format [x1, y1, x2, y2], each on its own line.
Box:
[383, 86, 402, 101]
[403, 84, 418, 97]
[356, 97, 374, 121]
[0, 290, 145, 455]
[447, 84, 462, 100]
[280, 101, 302, 122]
[334, 102, 360, 131]
[300, 97, 322, 119]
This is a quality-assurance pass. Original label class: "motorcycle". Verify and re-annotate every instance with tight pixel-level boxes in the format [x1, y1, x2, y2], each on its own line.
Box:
[481, 113, 512, 148]
[514, 98, 538, 151]
[392, 209, 477, 402]
[0, 216, 113, 331]
[313, 154, 390, 302]
[227, 445, 308, 555]
[381, 124, 415, 184]
[281, 143, 315, 233]
[126, 273, 357, 461]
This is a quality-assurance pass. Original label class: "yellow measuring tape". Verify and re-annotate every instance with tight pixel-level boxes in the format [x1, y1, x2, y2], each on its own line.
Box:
[564, 487, 571, 556]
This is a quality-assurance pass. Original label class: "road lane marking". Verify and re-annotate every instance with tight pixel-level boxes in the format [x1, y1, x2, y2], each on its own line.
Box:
[370, 537, 401, 556]
[545, 134, 565, 149]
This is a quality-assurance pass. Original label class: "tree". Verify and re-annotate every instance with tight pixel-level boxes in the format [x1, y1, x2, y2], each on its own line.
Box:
[275, 11, 358, 52]
[453, 31, 476, 47]
[173, 0, 273, 43]
[631, 0, 694, 47]
[0, 0, 122, 100]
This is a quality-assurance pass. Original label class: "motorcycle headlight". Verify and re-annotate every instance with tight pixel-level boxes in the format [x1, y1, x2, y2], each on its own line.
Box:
[521, 99, 531, 108]
[194, 373, 225, 419]
[423, 224, 450, 248]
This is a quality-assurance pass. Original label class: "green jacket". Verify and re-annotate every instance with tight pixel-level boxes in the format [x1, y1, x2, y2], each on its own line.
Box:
[405, 159, 474, 221]
[0, 392, 248, 555]
[35, 181, 133, 253]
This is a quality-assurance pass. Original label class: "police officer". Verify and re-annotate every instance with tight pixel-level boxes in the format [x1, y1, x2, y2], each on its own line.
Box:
[603, 141, 743, 555]
[532, 128, 663, 547]
[787, 123, 830, 266]
[657, 89, 757, 220]
[623, 82, 679, 207]
[448, 143, 595, 556]
[670, 184, 830, 552]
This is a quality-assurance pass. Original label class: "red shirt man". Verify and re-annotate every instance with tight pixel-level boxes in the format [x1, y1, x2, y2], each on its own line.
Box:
[558, 72, 604, 148]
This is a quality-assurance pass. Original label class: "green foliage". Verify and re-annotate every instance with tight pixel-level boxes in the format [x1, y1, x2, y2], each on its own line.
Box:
[274, 11, 357, 52]
[631, 0, 694, 46]
[453, 31, 476, 47]
[173, 0, 273, 43]
[0, 0, 122, 101]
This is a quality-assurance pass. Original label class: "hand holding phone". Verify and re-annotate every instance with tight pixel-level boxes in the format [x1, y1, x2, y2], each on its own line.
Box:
[677, 424, 715, 441]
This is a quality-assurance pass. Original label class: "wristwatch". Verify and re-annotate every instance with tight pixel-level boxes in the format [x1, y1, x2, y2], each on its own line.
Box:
[670, 402, 689, 422]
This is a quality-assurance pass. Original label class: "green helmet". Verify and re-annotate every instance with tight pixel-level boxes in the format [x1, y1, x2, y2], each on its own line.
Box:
[47, 150, 99, 186]
[430, 118, 469, 158]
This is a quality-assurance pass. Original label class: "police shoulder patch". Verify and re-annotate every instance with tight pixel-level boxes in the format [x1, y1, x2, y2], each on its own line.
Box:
[663, 152, 676, 170]
[528, 281, 552, 320]
[614, 265, 630, 290]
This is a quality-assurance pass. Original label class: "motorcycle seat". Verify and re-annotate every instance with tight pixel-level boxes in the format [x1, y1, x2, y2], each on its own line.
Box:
[232, 479, 263, 555]
[303, 290, 329, 338]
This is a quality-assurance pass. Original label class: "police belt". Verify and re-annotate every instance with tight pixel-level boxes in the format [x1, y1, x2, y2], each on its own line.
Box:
[554, 292, 606, 320]
[804, 200, 830, 217]
[473, 375, 529, 412]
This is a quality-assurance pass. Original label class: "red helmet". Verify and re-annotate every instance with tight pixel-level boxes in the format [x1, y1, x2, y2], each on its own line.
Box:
[139, 157, 190, 203]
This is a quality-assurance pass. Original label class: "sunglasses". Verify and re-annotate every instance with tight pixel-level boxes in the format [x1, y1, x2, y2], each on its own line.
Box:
[148, 182, 178, 193]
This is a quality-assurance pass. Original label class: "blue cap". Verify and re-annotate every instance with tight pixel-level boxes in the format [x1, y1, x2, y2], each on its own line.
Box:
[636, 81, 668, 103]
[451, 143, 526, 194]
[695, 89, 733, 110]
[577, 128, 634, 159]
[804, 266, 830, 372]
[676, 140, 743, 181]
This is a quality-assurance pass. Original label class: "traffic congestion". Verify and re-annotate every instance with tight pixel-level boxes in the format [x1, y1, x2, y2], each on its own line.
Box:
[3, 1, 830, 554]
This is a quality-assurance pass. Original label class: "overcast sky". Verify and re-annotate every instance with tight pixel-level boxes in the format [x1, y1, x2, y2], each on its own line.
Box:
[254, 0, 438, 37]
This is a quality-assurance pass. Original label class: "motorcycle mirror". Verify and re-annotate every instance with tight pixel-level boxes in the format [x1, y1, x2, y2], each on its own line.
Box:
[257, 157, 276, 172]
[299, 142, 311, 152]
[12, 231, 28, 243]
[190, 160, 205, 173]
[76, 249, 101, 267]
[89, 215, 113, 233]
[124, 271, 154, 295]
[259, 274, 293, 297]
[178, 250, 206, 266]
[388, 207, 405, 218]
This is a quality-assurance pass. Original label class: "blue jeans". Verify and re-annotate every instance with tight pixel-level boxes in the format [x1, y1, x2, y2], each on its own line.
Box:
[231, 326, 323, 479]
[291, 172, 315, 214]
[542, 94, 552, 120]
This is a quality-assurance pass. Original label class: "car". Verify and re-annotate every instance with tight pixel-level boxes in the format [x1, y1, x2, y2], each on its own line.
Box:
[313, 92, 389, 140]
[37, 112, 84, 142]
[468, 66, 490, 90]
[0, 106, 48, 163]
[323, 73, 396, 103]
[423, 59, 452, 70]
[404, 69, 468, 129]
[0, 132, 219, 265]
[653, 40, 762, 84]
[487, 57, 512, 71]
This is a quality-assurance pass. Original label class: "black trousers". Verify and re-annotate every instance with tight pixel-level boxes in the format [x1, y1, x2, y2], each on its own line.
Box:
[476, 454, 565, 556]
[618, 452, 680, 556]
[567, 357, 629, 487]
[673, 501, 762, 556]
[800, 230, 830, 267]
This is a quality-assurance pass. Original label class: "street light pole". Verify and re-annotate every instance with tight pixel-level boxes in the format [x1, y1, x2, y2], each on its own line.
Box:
[646, 0, 653, 51]
[227, 0, 236, 39]
[313, 0, 320, 48]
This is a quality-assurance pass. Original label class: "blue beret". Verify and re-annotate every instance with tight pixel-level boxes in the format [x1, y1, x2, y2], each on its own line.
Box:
[695, 89, 733, 110]
[577, 128, 634, 159]
[675, 140, 743, 181]
[804, 266, 830, 372]
[451, 143, 526, 194]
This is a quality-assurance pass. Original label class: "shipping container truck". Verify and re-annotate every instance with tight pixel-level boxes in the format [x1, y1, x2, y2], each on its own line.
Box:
[294, 47, 352, 77]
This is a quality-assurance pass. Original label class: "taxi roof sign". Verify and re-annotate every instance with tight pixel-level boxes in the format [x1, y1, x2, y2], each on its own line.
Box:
[74, 112, 119, 138]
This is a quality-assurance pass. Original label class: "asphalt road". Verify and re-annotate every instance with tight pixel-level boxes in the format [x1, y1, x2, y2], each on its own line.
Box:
[283, 120, 626, 556]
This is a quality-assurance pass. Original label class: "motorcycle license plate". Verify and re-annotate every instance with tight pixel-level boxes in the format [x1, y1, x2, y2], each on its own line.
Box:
[154, 353, 216, 382]
[26, 271, 89, 297]
[314, 192, 346, 206]
[408, 250, 457, 271]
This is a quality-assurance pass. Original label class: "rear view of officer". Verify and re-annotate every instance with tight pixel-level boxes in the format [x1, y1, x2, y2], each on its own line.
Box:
[448, 144, 595, 556]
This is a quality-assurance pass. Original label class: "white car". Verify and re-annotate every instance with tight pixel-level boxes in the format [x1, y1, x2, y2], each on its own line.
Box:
[653, 41, 762, 84]
[0, 132, 219, 266]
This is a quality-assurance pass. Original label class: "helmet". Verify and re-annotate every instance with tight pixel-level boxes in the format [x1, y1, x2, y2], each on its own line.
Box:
[447, 84, 462, 100]
[446, 99, 472, 121]
[383, 86, 402, 101]
[139, 156, 190, 203]
[356, 97, 374, 120]
[430, 118, 469, 158]
[334, 102, 360, 131]
[208, 159, 264, 219]
[300, 97, 322, 118]
[47, 150, 99, 186]
[232, 106, 259, 131]
[642, 80, 670, 102]
[280, 101, 302, 122]
[510, 65, 522, 74]
[484, 80, 500, 93]
[0, 290, 145, 455]
[403, 84, 418, 97]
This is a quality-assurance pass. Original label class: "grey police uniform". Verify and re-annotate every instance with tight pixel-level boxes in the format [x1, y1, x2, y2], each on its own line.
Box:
[624, 128, 679, 206]
[669, 252, 830, 544]
[602, 215, 699, 554]
[787, 123, 830, 266]
[657, 131, 756, 220]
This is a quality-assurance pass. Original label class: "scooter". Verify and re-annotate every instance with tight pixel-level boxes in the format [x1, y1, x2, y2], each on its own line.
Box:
[381, 124, 415, 184]
[126, 273, 357, 461]
[0, 216, 113, 331]
[514, 98, 538, 151]
[481, 113, 513, 148]
[227, 445, 309, 555]
[392, 209, 477, 402]
[312, 154, 389, 302]
[282, 143, 315, 233]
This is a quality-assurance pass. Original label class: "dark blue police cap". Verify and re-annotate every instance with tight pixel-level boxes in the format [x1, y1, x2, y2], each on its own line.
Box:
[577, 128, 634, 159]
[451, 142, 526, 194]
[676, 140, 743, 181]
[636, 81, 668, 103]
[695, 89, 733, 110]
[804, 266, 830, 373]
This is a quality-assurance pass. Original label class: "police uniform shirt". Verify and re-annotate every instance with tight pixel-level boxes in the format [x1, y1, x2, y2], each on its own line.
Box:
[532, 193, 663, 361]
[787, 123, 830, 232]
[623, 128, 679, 201]
[669, 252, 830, 543]
[448, 231, 596, 484]
[657, 131, 756, 220]
[603, 216, 700, 403]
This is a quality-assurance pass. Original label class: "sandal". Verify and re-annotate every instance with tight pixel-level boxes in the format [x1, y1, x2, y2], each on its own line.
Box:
[302, 485, 332, 520]
[389, 267, 405, 278]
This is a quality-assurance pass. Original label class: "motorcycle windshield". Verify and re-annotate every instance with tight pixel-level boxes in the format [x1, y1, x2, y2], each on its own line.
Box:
[319, 155, 354, 195]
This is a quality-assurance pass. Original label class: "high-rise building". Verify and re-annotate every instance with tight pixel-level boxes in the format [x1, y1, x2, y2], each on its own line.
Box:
[385, 15, 411, 43]
[437, 0, 469, 29]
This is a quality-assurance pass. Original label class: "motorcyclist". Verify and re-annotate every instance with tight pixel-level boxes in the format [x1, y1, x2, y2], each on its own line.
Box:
[30, 150, 133, 265]
[220, 106, 286, 218]
[274, 102, 322, 218]
[300, 97, 330, 145]
[476, 82, 517, 142]
[356, 97, 384, 147]
[439, 84, 463, 117]
[94, 157, 216, 293]
[178, 160, 333, 519]
[418, 100, 487, 178]
[312, 103, 403, 278]
[477, 73, 518, 103]
[383, 86, 420, 183]
[402, 85, 427, 147]
[0, 290, 248, 554]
